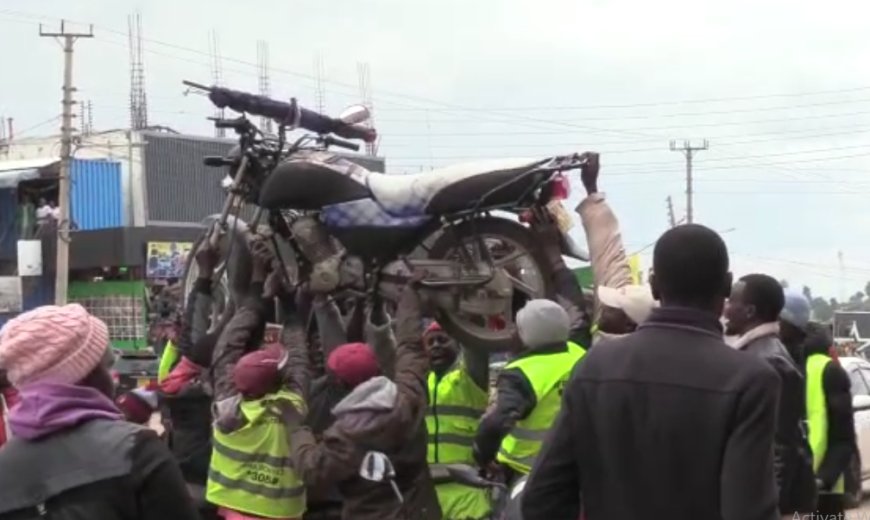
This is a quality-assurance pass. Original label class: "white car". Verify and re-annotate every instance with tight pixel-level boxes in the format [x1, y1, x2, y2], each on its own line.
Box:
[834, 356, 870, 506]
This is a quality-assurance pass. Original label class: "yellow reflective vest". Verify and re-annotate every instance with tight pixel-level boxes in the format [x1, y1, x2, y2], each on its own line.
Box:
[497, 343, 586, 475]
[206, 389, 306, 519]
[427, 366, 491, 520]
[805, 353, 845, 493]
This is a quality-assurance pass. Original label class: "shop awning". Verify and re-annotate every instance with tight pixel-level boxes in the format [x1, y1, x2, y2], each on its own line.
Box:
[0, 158, 59, 189]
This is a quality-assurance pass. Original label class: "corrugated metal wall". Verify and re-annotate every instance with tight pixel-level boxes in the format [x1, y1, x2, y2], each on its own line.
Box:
[0, 189, 17, 259]
[0, 273, 55, 330]
[143, 133, 234, 223]
[143, 132, 387, 224]
[71, 159, 123, 230]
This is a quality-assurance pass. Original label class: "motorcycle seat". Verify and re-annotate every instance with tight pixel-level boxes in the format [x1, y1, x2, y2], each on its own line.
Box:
[367, 158, 549, 217]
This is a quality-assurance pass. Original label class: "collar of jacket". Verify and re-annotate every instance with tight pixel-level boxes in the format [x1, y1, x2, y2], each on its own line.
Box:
[639, 306, 724, 338]
[513, 342, 568, 361]
[727, 321, 780, 350]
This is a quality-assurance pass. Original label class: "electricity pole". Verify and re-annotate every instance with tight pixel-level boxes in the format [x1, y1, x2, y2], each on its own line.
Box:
[669, 139, 708, 224]
[666, 195, 676, 228]
[40, 21, 93, 305]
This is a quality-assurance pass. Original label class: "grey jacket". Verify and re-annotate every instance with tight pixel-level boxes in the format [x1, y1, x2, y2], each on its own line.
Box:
[734, 324, 815, 514]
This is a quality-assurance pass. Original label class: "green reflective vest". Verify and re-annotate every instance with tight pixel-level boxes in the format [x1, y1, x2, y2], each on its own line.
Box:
[427, 367, 491, 520]
[426, 367, 488, 464]
[206, 389, 306, 519]
[497, 343, 586, 475]
[805, 353, 845, 494]
[157, 340, 180, 384]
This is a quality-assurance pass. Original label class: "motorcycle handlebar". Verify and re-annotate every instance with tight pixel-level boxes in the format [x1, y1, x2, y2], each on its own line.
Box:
[201, 84, 376, 143]
[322, 135, 361, 152]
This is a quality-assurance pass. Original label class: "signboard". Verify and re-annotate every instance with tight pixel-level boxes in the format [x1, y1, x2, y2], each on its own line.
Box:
[0, 277, 23, 313]
[146, 242, 193, 279]
[17, 240, 43, 276]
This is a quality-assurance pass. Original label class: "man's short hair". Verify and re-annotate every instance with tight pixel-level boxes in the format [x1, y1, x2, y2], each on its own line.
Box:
[739, 274, 785, 323]
[653, 224, 729, 304]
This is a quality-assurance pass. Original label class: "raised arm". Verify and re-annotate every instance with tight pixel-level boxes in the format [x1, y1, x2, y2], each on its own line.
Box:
[575, 153, 632, 294]
[176, 242, 218, 361]
[313, 295, 348, 360]
[365, 296, 397, 379]
[211, 240, 270, 402]
[533, 217, 593, 349]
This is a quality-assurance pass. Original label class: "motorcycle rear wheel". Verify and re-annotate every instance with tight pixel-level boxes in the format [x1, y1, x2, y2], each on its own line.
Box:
[428, 217, 556, 353]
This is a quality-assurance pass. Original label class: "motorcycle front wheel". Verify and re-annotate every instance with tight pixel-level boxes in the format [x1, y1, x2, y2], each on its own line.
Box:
[427, 217, 556, 353]
[181, 217, 254, 332]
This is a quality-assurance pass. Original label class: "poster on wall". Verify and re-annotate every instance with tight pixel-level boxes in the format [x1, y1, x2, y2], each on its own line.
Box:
[146, 242, 193, 279]
[0, 277, 23, 313]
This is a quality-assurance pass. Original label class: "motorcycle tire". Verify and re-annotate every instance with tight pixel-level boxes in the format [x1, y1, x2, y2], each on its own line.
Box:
[181, 218, 254, 332]
[427, 217, 556, 353]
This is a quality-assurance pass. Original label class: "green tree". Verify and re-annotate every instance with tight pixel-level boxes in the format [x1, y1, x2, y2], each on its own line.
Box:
[812, 297, 834, 322]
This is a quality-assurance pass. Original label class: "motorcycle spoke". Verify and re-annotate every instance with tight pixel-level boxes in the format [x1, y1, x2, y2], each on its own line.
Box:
[506, 273, 539, 297]
[492, 249, 527, 268]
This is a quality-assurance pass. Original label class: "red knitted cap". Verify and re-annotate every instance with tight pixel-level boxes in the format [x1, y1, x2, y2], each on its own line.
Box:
[327, 342, 380, 388]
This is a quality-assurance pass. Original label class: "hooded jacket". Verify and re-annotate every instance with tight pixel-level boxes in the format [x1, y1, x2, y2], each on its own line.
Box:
[289, 289, 440, 520]
[0, 382, 197, 520]
[0, 386, 18, 447]
[730, 322, 816, 513]
[473, 265, 591, 469]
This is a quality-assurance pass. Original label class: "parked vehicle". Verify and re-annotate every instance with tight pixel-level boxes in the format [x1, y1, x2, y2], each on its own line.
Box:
[835, 356, 870, 506]
[181, 81, 589, 351]
[111, 350, 159, 395]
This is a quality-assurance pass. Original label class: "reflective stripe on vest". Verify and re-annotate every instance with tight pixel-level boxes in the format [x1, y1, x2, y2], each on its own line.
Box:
[426, 368, 488, 464]
[805, 353, 845, 494]
[206, 389, 306, 518]
[497, 344, 585, 475]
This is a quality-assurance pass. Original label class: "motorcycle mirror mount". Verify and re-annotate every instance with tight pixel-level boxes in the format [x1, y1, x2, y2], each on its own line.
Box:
[339, 105, 371, 125]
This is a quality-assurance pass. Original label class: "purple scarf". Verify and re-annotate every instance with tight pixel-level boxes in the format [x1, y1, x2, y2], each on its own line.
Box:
[9, 382, 122, 440]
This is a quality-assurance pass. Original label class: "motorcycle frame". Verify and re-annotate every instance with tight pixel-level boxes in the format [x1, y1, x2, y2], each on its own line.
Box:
[205, 117, 581, 304]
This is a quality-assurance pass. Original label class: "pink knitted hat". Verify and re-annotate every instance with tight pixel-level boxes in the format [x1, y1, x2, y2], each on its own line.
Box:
[0, 304, 110, 387]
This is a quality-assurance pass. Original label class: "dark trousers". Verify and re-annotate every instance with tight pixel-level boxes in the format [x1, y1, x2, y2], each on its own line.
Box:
[816, 493, 845, 517]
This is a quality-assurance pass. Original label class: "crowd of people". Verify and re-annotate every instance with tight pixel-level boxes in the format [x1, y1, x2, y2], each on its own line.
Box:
[0, 157, 857, 520]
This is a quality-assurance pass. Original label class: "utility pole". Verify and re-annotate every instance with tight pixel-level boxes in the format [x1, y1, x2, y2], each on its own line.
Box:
[666, 195, 676, 228]
[669, 139, 708, 224]
[40, 21, 93, 305]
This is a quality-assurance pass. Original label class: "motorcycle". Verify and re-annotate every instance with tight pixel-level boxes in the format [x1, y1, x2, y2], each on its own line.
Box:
[181, 80, 590, 351]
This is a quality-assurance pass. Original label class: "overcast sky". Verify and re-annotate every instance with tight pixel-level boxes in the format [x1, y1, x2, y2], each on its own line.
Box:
[2, 0, 870, 300]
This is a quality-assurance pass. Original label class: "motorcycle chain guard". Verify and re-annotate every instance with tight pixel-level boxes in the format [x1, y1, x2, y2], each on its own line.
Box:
[378, 258, 513, 316]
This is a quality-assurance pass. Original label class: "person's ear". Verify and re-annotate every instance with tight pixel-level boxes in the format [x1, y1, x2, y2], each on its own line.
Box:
[745, 304, 758, 321]
[649, 272, 660, 301]
[721, 272, 733, 298]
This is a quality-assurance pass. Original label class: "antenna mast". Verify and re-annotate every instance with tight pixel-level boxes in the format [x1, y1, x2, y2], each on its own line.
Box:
[209, 30, 225, 138]
[357, 62, 376, 156]
[314, 52, 326, 114]
[128, 12, 148, 130]
[257, 40, 273, 134]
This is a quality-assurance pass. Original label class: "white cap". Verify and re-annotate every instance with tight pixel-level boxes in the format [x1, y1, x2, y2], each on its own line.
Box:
[597, 284, 657, 325]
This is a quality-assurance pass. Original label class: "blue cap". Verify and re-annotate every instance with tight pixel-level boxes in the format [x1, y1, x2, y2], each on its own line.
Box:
[780, 289, 811, 331]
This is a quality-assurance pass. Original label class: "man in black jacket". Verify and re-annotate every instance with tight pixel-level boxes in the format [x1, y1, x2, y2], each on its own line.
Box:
[725, 274, 816, 515]
[803, 322, 855, 516]
[522, 224, 781, 520]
